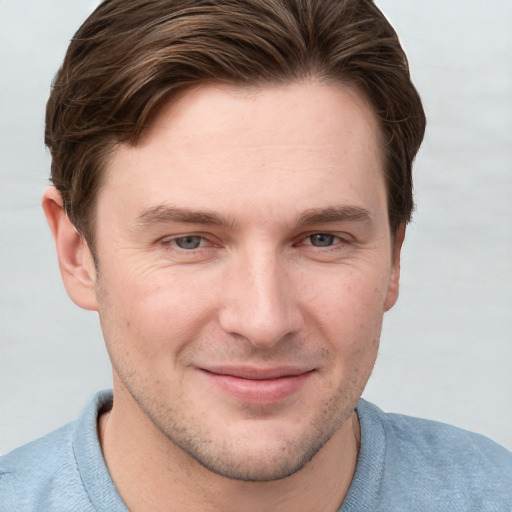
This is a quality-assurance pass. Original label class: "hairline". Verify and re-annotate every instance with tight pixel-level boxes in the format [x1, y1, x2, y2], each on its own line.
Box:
[77, 75, 400, 257]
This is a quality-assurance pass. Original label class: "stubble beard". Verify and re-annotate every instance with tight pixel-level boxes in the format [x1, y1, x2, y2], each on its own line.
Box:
[121, 374, 362, 483]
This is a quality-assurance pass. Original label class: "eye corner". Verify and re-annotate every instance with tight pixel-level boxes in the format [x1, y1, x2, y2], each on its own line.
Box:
[158, 232, 224, 253]
[296, 231, 349, 248]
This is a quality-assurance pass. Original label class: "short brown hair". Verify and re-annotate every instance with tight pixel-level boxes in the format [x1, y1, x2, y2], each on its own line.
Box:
[45, 0, 426, 248]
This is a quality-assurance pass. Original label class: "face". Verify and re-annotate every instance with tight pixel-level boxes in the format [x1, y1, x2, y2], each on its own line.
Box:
[90, 81, 401, 481]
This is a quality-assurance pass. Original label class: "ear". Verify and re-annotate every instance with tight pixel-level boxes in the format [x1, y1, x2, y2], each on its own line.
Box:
[384, 224, 406, 312]
[42, 187, 99, 311]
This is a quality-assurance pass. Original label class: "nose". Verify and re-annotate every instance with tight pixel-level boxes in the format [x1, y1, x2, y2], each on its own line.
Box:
[218, 249, 302, 349]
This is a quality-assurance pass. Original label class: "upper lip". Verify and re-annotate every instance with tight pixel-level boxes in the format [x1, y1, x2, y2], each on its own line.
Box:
[200, 366, 314, 380]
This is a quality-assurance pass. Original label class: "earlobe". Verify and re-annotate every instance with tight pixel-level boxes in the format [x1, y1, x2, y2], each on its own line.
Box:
[384, 224, 406, 312]
[42, 187, 99, 311]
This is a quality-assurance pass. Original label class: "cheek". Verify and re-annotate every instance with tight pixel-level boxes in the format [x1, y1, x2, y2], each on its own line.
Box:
[97, 267, 218, 363]
[305, 264, 390, 329]
[303, 265, 388, 379]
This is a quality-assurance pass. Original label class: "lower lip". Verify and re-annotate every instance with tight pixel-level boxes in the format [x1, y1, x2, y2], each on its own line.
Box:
[200, 370, 313, 404]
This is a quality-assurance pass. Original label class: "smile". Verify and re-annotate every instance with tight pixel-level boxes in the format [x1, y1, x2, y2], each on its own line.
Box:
[198, 366, 315, 404]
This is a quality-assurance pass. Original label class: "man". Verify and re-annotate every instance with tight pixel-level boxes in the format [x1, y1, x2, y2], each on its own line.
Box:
[1, 0, 510, 510]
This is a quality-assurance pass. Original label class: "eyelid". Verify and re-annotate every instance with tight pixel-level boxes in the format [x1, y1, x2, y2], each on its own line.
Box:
[160, 232, 215, 249]
[306, 234, 340, 248]
[296, 231, 352, 245]
[158, 230, 352, 249]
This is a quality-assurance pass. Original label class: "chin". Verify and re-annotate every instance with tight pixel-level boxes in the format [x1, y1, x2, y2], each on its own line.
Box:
[162, 413, 345, 482]
[183, 438, 326, 482]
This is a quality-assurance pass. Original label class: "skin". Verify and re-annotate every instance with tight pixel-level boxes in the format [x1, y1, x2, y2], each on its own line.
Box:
[43, 80, 404, 512]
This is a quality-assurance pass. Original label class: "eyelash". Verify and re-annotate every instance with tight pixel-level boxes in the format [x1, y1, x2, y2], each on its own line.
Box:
[160, 234, 213, 251]
[301, 233, 344, 248]
[160, 232, 349, 252]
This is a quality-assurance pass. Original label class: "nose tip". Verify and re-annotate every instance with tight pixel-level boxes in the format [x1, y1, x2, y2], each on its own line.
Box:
[226, 304, 295, 349]
[218, 259, 300, 349]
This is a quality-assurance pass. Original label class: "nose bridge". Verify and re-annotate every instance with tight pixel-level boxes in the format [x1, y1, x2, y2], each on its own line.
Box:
[219, 245, 298, 348]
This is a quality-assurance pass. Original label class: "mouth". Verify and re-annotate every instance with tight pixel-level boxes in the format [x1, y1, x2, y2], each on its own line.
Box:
[198, 366, 315, 404]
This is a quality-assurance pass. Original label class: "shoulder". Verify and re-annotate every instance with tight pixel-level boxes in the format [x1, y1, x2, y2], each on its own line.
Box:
[379, 404, 511, 472]
[0, 391, 115, 511]
[354, 400, 512, 511]
[0, 422, 74, 473]
[0, 423, 75, 481]
[0, 423, 93, 511]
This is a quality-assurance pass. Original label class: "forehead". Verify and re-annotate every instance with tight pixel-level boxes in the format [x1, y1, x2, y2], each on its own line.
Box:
[138, 80, 381, 158]
[99, 80, 385, 225]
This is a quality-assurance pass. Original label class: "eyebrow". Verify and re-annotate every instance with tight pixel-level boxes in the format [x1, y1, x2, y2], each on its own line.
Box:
[295, 206, 372, 228]
[135, 205, 233, 228]
[134, 204, 371, 230]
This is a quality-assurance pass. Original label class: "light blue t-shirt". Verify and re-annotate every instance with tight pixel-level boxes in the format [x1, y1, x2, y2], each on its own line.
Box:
[1, 391, 511, 511]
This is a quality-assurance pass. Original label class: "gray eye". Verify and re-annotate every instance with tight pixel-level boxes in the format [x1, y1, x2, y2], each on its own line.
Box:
[175, 236, 203, 249]
[309, 234, 335, 247]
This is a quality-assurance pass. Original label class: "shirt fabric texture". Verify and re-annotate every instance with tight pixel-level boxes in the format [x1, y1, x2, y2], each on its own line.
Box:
[1, 390, 511, 511]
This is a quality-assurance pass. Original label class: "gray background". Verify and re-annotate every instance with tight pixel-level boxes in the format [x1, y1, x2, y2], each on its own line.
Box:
[1, 0, 511, 455]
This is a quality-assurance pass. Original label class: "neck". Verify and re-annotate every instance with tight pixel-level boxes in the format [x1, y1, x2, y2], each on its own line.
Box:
[98, 389, 360, 512]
